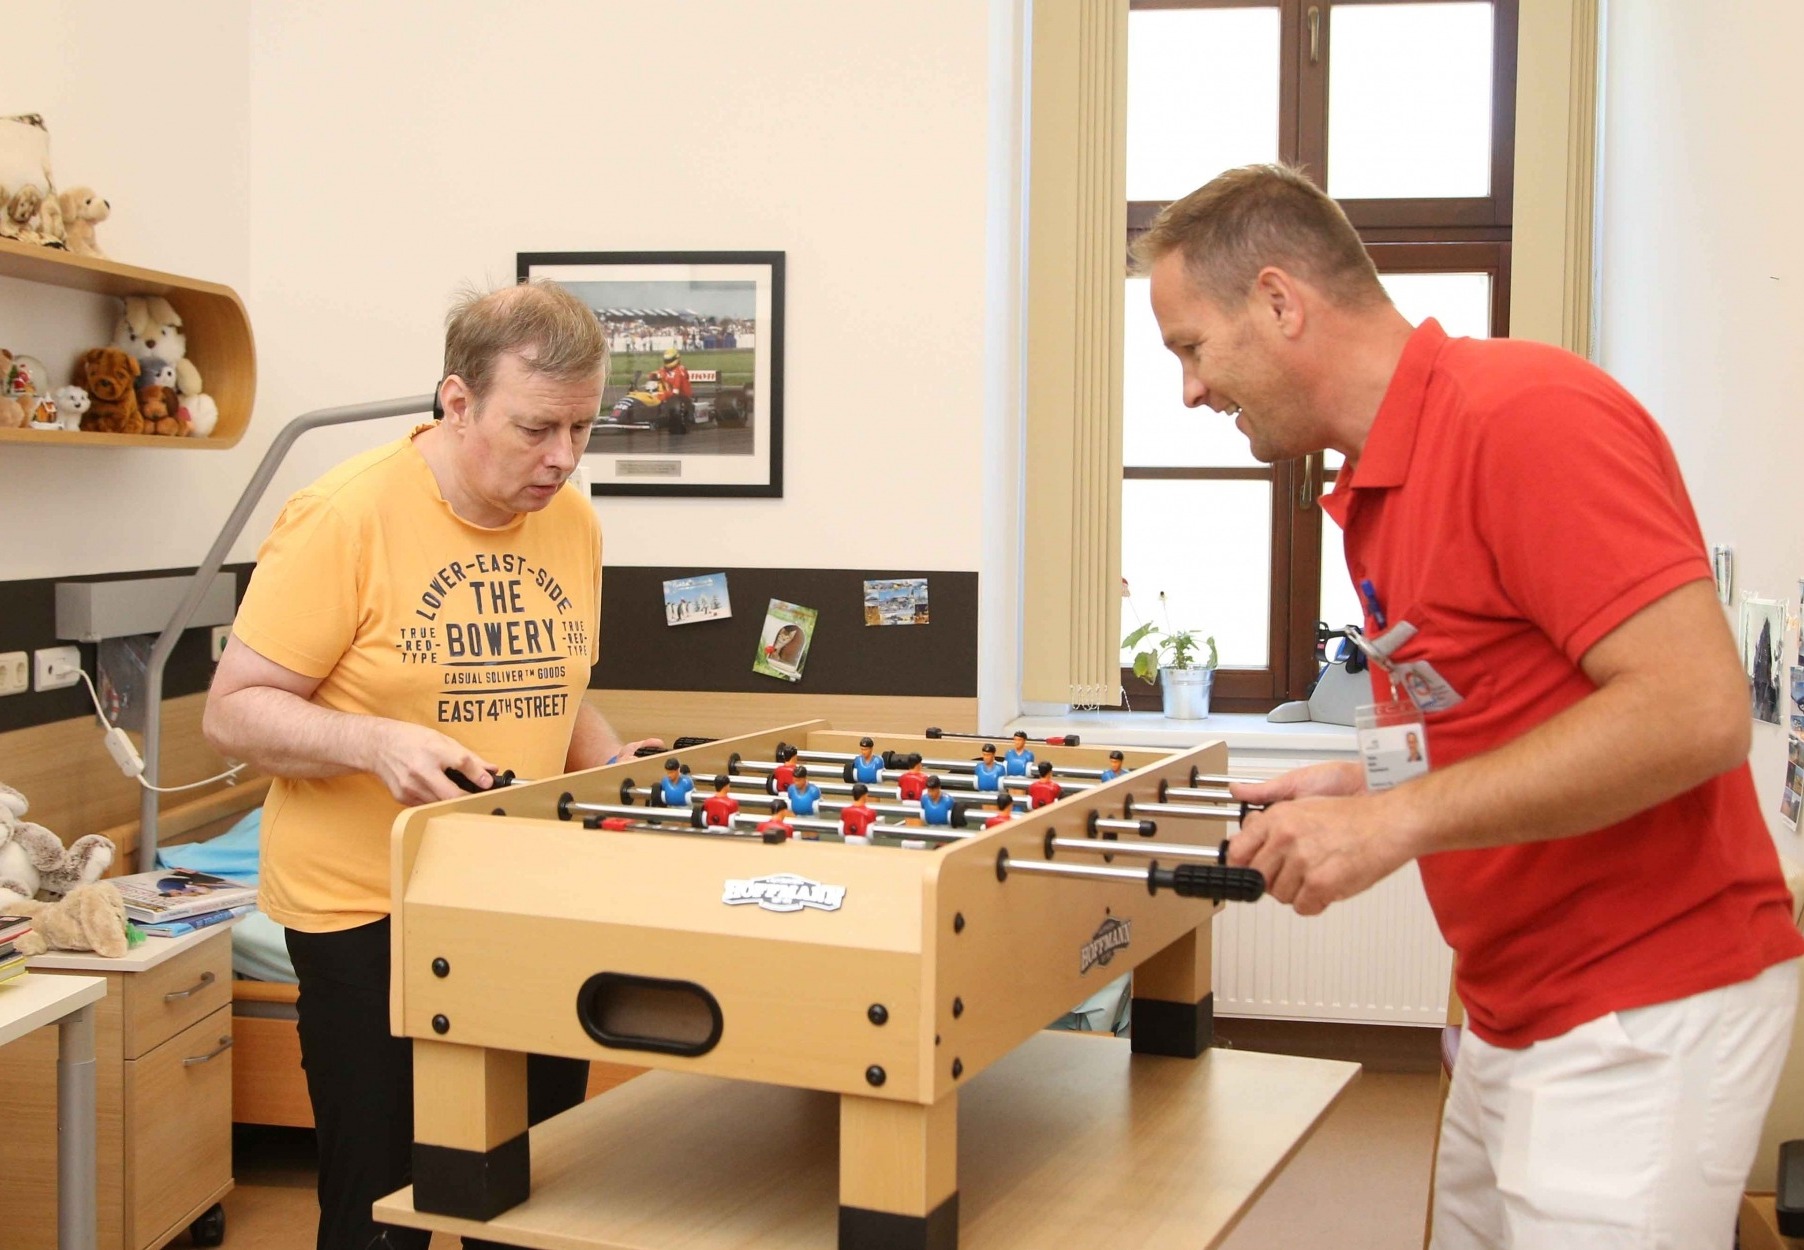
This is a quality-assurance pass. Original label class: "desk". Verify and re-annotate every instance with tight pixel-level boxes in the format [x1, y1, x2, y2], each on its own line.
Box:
[376, 1030, 1358, 1249]
[0, 972, 107, 1250]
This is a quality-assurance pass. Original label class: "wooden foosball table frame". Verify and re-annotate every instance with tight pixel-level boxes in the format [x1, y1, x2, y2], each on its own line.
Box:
[376, 722, 1358, 1250]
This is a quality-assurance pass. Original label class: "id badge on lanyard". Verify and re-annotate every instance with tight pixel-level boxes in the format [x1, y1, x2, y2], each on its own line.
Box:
[1345, 623, 1432, 792]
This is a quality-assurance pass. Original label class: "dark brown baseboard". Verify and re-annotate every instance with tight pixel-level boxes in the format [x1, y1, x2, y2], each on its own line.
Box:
[1214, 1017, 1442, 1074]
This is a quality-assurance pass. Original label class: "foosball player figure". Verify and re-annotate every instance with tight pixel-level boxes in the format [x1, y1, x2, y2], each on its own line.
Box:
[772, 743, 799, 793]
[895, 753, 929, 801]
[840, 783, 879, 841]
[1098, 749, 1128, 782]
[656, 757, 696, 807]
[1026, 759, 1062, 809]
[973, 743, 1006, 791]
[850, 736, 884, 784]
[785, 765, 823, 816]
[758, 798, 794, 843]
[918, 776, 956, 826]
[702, 774, 740, 828]
[1003, 730, 1037, 777]
[983, 788, 1016, 829]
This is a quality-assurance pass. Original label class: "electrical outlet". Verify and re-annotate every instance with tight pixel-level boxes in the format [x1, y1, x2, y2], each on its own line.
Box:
[211, 626, 231, 662]
[0, 651, 27, 696]
[34, 645, 82, 692]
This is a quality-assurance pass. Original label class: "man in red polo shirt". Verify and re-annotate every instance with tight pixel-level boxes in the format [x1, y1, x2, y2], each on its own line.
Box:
[1140, 163, 1802, 1250]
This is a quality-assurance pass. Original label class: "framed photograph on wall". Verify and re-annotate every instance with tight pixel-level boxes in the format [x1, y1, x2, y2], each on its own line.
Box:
[517, 251, 785, 498]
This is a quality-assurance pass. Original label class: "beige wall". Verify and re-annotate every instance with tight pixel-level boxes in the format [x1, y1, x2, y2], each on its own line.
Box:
[1596, 0, 1804, 853]
[2, 2, 1015, 582]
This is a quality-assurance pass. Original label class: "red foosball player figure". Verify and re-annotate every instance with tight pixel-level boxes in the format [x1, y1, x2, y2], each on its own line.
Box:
[758, 798, 794, 842]
[1026, 760, 1063, 809]
[772, 744, 799, 793]
[896, 753, 929, 801]
[840, 783, 879, 841]
[702, 774, 740, 828]
[983, 789, 1016, 829]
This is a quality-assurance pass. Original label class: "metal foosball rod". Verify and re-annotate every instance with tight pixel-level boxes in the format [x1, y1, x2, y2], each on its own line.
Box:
[1085, 811, 1158, 838]
[695, 792, 932, 824]
[1001, 774, 1098, 795]
[1157, 780, 1239, 802]
[1043, 836, 1230, 864]
[557, 792, 709, 827]
[994, 848, 1265, 902]
[1190, 768, 1261, 787]
[725, 812, 972, 844]
[925, 726, 1081, 745]
[1122, 793, 1263, 823]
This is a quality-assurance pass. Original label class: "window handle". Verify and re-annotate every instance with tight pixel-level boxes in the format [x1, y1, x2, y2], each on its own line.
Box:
[1298, 457, 1319, 510]
[1308, 6, 1322, 65]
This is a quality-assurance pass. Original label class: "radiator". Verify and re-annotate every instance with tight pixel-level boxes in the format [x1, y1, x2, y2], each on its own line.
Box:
[1210, 752, 1455, 1026]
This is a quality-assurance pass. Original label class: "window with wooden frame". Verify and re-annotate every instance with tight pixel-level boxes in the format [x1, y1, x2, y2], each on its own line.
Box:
[1119, 0, 1517, 712]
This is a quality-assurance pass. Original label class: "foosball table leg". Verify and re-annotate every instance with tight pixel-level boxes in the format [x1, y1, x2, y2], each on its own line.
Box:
[838, 1092, 960, 1250]
[1130, 920, 1216, 1058]
[411, 1040, 532, 1221]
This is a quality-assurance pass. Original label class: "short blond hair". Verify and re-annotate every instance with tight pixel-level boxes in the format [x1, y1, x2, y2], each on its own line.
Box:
[442, 280, 609, 405]
[1131, 164, 1386, 310]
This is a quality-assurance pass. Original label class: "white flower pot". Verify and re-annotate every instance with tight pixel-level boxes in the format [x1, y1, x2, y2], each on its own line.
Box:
[1160, 666, 1214, 719]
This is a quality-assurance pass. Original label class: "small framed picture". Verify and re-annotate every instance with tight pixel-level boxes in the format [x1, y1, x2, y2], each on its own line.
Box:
[518, 251, 785, 498]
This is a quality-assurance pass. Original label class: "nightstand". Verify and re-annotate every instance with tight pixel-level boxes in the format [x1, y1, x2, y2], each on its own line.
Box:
[0, 923, 238, 1250]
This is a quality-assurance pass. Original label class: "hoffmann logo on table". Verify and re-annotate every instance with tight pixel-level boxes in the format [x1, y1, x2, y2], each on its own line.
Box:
[1079, 916, 1132, 974]
[722, 873, 847, 913]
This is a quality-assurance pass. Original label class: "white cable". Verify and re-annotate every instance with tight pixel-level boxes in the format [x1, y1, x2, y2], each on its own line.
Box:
[69, 664, 245, 792]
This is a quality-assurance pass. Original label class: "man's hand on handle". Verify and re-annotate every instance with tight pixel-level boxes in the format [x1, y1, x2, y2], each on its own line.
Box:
[368, 721, 499, 806]
[1226, 761, 1410, 917]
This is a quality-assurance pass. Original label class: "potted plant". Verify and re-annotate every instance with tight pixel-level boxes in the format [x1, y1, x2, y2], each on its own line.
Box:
[1122, 596, 1218, 719]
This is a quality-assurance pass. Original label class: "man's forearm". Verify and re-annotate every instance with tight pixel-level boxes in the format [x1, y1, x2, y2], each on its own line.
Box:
[203, 686, 381, 780]
[1376, 667, 1746, 861]
[566, 701, 624, 771]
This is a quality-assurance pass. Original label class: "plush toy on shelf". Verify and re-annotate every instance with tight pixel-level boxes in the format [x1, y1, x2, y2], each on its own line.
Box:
[136, 382, 184, 436]
[57, 186, 108, 258]
[179, 391, 218, 438]
[9, 883, 131, 959]
[73, 346, 143, 434]
[0, 184, 47, 244]
[114, 295, 201, 397]
[51, 384, 90, 430]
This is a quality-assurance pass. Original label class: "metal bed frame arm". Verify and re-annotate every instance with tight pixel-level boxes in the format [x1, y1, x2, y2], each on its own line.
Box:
[138, 396, 434, 870]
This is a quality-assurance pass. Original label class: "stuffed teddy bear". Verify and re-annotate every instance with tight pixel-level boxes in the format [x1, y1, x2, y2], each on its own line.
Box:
[114, 296, 201, 398]
[57, 187, 108, 259]
[74, 347, 143, 433]
[51, 384, 90, 430]
[0, 184, 46, 244]
[136, 383, 184, 436]
[138, 358, 176, 391]
[0, 782, 116, 912]
[9, 884, 129, 959]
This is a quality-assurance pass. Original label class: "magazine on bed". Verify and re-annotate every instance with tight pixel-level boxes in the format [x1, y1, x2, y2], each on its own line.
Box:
[112, 867, 258, 924]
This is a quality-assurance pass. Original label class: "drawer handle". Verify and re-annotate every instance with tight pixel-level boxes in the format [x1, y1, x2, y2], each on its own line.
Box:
[165, 970, 217, 1002]
[183, 1036, 234, 1067]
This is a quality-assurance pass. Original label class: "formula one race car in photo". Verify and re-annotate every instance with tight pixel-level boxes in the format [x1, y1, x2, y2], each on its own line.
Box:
[605, 374, 695, 434]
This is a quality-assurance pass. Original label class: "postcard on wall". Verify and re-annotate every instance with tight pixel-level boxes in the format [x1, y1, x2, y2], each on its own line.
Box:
[1791, 666, 1804, 732]
[863, 578, 930, 626]
[664, 573, 732, 626]
[753, 599, 818, 682]
[1741, 597, 1786, 725]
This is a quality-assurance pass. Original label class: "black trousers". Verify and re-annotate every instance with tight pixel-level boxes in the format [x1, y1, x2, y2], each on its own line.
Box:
[285, 918, 588, 1250]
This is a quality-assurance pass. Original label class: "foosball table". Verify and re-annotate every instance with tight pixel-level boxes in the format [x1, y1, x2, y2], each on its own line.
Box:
[380, 721, 1329, 1250]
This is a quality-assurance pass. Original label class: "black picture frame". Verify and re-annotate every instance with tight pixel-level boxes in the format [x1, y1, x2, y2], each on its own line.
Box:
[517, 251, 785, 498]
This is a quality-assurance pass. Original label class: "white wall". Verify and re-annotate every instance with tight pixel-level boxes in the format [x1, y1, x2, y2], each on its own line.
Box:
[0, 2, 252, 579]
[1596, 0, 1804, 853]
[2, 1, 1016, 583]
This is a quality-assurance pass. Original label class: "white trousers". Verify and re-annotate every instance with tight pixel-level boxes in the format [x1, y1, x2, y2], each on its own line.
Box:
[1430, 959, 1799, 1250]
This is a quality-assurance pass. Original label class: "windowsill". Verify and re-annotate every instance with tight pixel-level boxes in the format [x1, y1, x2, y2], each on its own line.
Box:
[1009, 710, 1357, 755]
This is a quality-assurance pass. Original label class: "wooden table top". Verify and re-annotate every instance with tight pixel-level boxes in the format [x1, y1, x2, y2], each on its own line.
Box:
[0, 973, 106, 1047]
[376, 1030, 1358, 1250]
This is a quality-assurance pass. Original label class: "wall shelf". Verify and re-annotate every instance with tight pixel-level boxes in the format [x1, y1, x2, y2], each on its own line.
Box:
[0, 236, 256, 449]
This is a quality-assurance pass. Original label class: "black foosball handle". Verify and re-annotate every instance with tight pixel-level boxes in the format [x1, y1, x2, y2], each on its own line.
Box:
[925, 727, 1080, 746]
[1150, 862, 1266, 903]
[445, 767, 514, 794]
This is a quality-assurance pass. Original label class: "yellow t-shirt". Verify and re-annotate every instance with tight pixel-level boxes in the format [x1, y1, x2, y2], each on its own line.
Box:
[232, 429, 601, 932]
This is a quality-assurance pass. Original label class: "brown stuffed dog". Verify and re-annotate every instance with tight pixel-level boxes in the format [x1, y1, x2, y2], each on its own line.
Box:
[11, 882, 130, 959]
[74, 347, 142, 433]
[136, 383, 184, 436]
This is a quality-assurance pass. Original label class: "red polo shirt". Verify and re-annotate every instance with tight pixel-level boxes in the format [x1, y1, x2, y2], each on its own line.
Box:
[702, 794, 740, 828]
[1321, 320, 1801, 1048]
[841, 804, 878, 838]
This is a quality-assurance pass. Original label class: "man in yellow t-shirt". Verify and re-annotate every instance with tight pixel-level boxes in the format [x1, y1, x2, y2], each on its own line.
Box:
[205, 281, 659, 1250]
